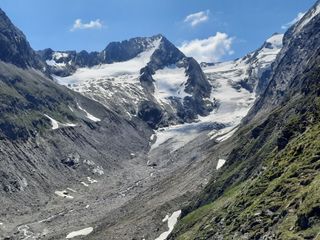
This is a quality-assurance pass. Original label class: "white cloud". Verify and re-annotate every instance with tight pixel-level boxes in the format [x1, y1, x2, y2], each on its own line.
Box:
[179, 32, 234, 63]
[70, 19, 103, 31]
[281, 12, 306, 29]
[184, 10, 210, 27]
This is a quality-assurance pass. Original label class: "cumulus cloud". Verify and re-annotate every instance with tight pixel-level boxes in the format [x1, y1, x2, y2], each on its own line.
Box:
[281, 12, 306, 29]
[70, 19, 103, 31]
[179, 32, 234, 63]
[184, 10, 210, 27]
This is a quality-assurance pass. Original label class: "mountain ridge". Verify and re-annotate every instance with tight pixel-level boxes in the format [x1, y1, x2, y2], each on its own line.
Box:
[170, 1, 320, 239]
[46, 34, 215, 128]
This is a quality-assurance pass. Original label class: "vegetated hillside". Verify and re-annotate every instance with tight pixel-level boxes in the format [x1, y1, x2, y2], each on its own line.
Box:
[170, 1, 320, 240]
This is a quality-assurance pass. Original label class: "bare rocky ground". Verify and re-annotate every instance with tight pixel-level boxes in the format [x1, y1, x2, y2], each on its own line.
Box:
[0, 124, 232, 240]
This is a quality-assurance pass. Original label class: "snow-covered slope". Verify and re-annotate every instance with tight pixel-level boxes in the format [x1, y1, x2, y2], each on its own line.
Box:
[55, 37, 161, 119]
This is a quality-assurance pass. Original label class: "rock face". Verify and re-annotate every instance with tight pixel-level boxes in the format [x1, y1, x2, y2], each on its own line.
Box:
[171, 1, 320, 239]
[0, 9, 43, 69]
[43, 35, 214, 128]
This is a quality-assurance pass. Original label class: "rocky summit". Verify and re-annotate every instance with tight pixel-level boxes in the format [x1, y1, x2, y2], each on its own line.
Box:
[0, 1, 320, 240]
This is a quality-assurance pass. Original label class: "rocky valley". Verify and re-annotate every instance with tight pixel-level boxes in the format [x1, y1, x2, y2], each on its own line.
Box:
[0, 1, 319, 240]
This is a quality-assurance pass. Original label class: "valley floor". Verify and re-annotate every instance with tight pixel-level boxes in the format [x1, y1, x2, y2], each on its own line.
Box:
[1, 126, 229, 240]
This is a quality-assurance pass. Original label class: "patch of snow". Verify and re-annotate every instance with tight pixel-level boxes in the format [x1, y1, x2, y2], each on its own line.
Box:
[216, 159, 226, 170]
[67, 188, 77, 193]
[87, 177, 98, 184]
[64, 123, 77, 127]
[66, 227, 93, 239]
[155, 210, 181, 240]
[55, 190, 74, 199]
[77, 103, 101, 122]
[92, 166, 104, 175]
[44, 114, 77, 129]
[216, 127, 238, 142]
[44, 114, 59, 130]
[81, 182, 89, 187]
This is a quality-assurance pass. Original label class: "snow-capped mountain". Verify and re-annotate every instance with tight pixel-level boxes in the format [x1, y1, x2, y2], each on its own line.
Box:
[41, 35, 214, 128]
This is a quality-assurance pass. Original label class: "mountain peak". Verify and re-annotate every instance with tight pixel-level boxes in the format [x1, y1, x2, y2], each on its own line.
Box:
[101, 34, 164, 64]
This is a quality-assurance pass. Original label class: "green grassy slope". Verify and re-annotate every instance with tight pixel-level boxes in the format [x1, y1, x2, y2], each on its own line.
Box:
[170, 58, 320, 240]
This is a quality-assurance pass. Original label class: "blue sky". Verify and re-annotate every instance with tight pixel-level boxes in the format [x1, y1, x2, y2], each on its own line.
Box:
[1, 0, 317, 62]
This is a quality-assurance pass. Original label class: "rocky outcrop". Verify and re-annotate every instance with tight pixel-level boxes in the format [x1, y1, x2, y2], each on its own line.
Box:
[0, 8, 43, 69]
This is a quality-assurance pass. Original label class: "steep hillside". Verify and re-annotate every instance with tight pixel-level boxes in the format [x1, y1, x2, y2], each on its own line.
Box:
[0, 8, 152, 237]
[170, 1, 320, 239]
